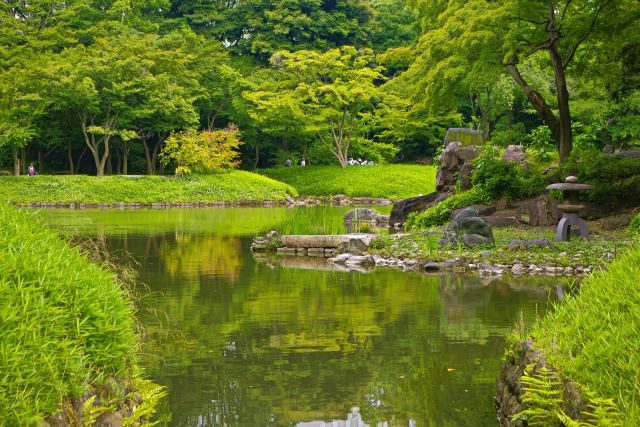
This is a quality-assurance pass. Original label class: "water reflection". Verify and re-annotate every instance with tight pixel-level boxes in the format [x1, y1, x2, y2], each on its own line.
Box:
[37, 208, 563, 426]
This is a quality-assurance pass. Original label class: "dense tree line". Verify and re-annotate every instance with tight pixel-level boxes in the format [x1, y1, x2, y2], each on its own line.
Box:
[1, 0, 639, 175]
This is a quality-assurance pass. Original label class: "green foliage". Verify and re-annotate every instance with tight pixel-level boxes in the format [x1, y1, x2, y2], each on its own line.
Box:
[526, 125, 556, 163]
[161, 126, 243, 175]
[405, 188, 490, 230]
[490, 123, 527, 148]
[560, 150, 640, 209]
[471, 155, 520, 200]
[261, 164, 436, 199]
[0, 203, 137, 423]
[0, 172, 297, 204]
[629, 214, 640, 233]
[530, 244, 640, 420]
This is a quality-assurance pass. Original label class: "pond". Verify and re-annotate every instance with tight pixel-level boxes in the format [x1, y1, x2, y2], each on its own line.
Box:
[38, 207, 563, 426]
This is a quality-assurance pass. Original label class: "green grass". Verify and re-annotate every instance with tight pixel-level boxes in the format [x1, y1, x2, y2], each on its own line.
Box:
[0, 171, 297, 204]
[529, 244, 640, 422]
[405, 188, 491, 229]
[0, 203, 139, 423]
[260, 164, 436, 199]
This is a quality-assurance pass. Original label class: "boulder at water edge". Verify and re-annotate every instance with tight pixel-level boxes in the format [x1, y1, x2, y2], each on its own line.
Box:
[439, 207, 495, 248]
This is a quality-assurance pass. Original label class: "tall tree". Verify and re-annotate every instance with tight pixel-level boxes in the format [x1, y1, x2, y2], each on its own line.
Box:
[403, 0, 639, 162]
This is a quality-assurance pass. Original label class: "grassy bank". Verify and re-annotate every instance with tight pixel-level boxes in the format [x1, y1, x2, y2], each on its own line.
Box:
[0, 203, 153, 423]
[525, 244, 640, 423]
[0, 171, 296, 204]
[260, 164, 436, 199]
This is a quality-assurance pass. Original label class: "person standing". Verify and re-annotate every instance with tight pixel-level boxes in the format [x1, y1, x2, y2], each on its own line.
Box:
[300, 157, 306, 167]
[285, 158, 292, 167]
[28, 164, 36, 176]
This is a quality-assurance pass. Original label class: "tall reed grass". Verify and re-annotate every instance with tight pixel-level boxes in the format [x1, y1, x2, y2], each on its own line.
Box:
[0, 203, 139, 423]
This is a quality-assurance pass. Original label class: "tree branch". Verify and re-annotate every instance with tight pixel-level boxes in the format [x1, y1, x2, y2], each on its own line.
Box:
[562, 1, 612, 70]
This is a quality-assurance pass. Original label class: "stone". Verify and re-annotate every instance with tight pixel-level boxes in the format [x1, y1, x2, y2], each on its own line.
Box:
[343, 208, 379, 222]
[453, 145, 479, 162]
[600, 213, 634, 230]
[375, 214, 390, 225]
[335, 238, 368, 255]
[514, 194, 560, 226]
[389, 191, 445, 226]
[251, 230, 282, 251]
[344, 255, 375, 266]
[485, 216, 521, 227]
[458, 161, 474, 191]
[520, 160, 532, 170]
[435, 167, 457, 192]
[450, 204, 496, 219]
[502, 145, 529, 163]
[512, 264, 527, 275]
[330, 253, 352, 263]
[307, 247, 326, 257]
[494, 198, 509, 211]
[507, 238, 527, 251]
[438, 141, 462, 169]
[602, 144, 614, 154]
[611, 149, 640, 159]
[526, 238, 554, 249]
[439, 207, 495, 248]
[285, 193, 295, 204]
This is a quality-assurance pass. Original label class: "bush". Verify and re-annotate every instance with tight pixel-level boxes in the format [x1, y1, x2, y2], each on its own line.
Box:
[471, 155, 521, 200]
[405, 187, 490, 229]
[630, 214, 640, 233]
[560, 150, 640, 209]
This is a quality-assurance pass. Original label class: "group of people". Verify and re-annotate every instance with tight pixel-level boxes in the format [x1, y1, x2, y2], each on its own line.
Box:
[348, 157, 374, 166]
[284, 157, 306, 167]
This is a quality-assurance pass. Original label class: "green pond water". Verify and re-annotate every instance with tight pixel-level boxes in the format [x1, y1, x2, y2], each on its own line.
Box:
[38, 207, 563, 427]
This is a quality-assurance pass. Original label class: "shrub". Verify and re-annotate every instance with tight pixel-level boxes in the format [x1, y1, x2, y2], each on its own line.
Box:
[471, 155, 521, 200]
[630, 214, 640, 233]
[160, 126, 242, 175]
[560, 150, 640, 209]
[405, 187, 490, 229]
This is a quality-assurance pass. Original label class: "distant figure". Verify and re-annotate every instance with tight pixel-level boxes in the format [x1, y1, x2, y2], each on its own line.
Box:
[361, 159, 368, 166]
[28, 164, 36, 176]
[301, 157, 306, 167]
[348, 157, 354, 166]
[285, 158, 292, 167]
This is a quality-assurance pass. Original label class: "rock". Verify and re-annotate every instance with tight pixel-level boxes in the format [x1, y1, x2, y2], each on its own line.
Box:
[611, 150, 640, 159]
[600, 213, 634, 230]
[435, 167, 457, 192]
[477, 260, 503, 276]
[333, 194, 350, 205]
[336, 238, 368, 255]
[330, 253, 352, 264]
[514, 194, 560, 226]
[345, 255, 375, 266]
[438, 141, 463, 169]
[485, 216, 521, 227]
[251, 230, 282, 251]
[439, 207, 495, 248]
[494, 198, 509, 211]
[343, 208, 379, 222]
[602, 144, 614, 154]
[458, 161, 474, 191]
[526, 238, 554, 249]
[453, 145, 479, 162]
[389, 191, 446, 226]
[502, 145, 529, 163]
[512, 264, 527, 275]
[450, 204, 496, 219]
[520, 160, 532, 170]
[507, 238, 527, 251]
[375, 214, 390, 225]
[285, 193, 295, 204]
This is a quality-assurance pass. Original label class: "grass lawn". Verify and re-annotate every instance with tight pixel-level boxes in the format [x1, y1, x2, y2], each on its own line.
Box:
[260, 164, 437, 199]
[0, 171, 296, 204]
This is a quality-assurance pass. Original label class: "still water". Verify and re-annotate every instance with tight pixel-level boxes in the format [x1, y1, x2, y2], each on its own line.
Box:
[38, 207, 562, 426]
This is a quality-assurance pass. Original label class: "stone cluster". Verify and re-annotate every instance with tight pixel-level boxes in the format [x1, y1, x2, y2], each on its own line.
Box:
[435, 142, 479, 192]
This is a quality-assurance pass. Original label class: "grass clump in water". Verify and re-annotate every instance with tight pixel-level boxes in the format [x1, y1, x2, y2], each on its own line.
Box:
[0, 171, 296, 204]
[261, 164, 436, 199]
[528, 244, 640, 422]
[0, 203, 146, 423]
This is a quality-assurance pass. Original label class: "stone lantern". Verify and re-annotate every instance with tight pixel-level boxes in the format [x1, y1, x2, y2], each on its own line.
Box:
[546, 176, 596, 242]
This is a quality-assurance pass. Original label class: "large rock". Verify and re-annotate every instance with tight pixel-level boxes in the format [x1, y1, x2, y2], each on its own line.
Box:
[251, 230, 282, 252]
[435, 168, 457, 192]
[454, 145, 479, 162]
[502, 145, 529, 163]
[336, 238, 368, 255]
[514, 194, 560, 226]
[611, 150, 640, 159]
[389, 191, 448, 226]
[343, 208, 379, 222]
[600, 213, 635, 230]
[438, 141, 462, 169]
[450, 204, 496, 219]
[458, 161, 474, 191]
[439, 207, 495, 248]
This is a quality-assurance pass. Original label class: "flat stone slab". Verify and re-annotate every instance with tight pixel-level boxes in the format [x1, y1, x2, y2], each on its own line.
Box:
[281, 233, 378, 248]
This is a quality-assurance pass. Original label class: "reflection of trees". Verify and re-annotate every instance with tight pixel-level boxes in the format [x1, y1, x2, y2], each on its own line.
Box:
[86, 230, 561, 427]
[161, 234, 243, 281]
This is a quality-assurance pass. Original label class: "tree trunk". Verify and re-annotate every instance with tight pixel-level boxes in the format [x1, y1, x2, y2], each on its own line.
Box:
[20, 147, 26, 175]
[114, 147, 121, 175]
[67, 140, 75, 174]
[122, 142, 130, 175]
[106, 145, 113, 175]
[38, 150, 43, 174]
[547, 6, 573, 163]
[12, 147, 20, 176]
[253, 144, 260, 170]
[142, 138, 156, 175]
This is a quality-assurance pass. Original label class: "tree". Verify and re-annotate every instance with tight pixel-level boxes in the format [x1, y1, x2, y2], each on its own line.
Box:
[402, 0, 639, 162]
[247, 46, 390, 167]
[160, 126, 243, 175]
